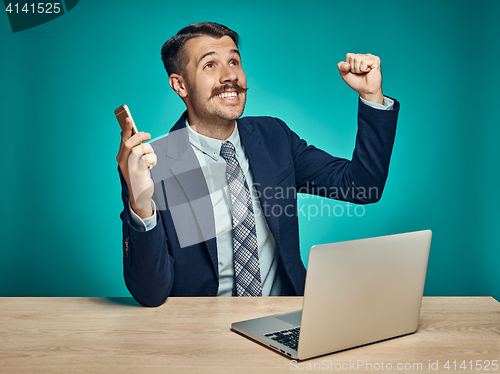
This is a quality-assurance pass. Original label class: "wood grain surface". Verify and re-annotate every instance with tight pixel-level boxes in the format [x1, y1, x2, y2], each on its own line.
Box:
[0, 297, 499, 373]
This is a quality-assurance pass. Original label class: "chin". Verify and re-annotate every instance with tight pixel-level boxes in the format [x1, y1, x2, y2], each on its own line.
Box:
[220, 107, 245, 121]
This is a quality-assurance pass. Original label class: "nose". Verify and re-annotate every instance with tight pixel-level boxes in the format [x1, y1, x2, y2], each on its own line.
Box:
[220, 64, 238, 84]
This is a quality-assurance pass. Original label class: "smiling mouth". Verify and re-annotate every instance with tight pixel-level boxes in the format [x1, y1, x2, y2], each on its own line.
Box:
[217, 91, 238, 99]
[211, 83, 247, 99]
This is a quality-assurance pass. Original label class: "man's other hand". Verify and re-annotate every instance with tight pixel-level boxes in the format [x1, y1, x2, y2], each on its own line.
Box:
[337, 53, 383, 105]
[116, 117, 157, 219]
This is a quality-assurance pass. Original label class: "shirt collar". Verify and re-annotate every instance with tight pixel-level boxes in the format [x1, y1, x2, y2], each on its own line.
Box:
[185, 118, 242, 161]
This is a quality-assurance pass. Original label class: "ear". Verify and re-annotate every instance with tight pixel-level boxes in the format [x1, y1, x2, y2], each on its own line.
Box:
[169, 73, 188, 98]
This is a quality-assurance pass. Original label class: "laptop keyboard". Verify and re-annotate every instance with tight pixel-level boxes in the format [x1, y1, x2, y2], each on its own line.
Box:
[265, 327, 300, 351]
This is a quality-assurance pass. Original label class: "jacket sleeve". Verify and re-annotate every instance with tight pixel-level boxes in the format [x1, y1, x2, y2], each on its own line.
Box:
[118, 167, 174, 307]
[283, 97, 400, 204]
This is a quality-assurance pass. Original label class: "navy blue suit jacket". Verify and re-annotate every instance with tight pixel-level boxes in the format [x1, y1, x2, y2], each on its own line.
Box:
[119, 98, 400, 306]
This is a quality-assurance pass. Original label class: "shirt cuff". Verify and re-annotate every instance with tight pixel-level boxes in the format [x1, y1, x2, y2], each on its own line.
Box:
[129, 200, 158, 231]
[360, 96, 394, 110]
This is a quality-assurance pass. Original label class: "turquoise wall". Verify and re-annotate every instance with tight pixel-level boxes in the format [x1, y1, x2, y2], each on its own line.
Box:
[1, 0, 498, 299]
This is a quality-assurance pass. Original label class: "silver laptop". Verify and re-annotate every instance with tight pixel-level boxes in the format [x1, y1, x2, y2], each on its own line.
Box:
[231, 230, 432, 360]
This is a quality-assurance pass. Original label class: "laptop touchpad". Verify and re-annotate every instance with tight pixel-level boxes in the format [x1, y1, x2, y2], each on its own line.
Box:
[275, 310, 302, 326]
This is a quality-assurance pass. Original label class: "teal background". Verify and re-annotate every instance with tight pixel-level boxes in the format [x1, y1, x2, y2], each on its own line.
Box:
[0, 0, 498, 299]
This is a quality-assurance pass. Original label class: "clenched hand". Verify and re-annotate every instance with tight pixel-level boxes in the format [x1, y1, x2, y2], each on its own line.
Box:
[338, 53, 383, 105]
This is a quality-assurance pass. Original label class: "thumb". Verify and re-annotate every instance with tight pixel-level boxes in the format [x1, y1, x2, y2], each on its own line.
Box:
[122, 117, 135, 139]
[337, 61, 350, 78]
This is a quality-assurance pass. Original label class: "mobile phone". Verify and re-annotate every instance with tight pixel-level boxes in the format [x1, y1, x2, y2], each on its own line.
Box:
[115, 104, 151, 169]
[115, 104, 138, 134]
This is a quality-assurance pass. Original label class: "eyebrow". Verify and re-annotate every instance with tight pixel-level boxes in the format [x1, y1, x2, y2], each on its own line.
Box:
[197, 49, 241, 66]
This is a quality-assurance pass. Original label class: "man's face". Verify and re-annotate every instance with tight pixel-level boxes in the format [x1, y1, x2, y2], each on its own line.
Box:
[180, 35, 247, 125]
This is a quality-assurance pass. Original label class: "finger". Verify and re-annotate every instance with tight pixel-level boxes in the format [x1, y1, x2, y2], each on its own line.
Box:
[125, 132, 152, 150]
[346, 53, 358, 72]
[359, 59, 371, 73]
[117, 131, 135, 164]
[362, 55, 380, 71]
[150, 153, 157, 167]
[139, 143, 154, 169]
[143, 153, 157, 169]
[129, 144, 150, 169]
[140, 142, 154, 155]
[121, 117, 135, 142]
[140, 143, 155, 169]
[337, 61, 351, 78]
[347, 53, 379, 74]
[352, 55, 362, 74]
[120, 132, 151, 166]
[117, 119, 136, 163]
[140, 144, 150, 169]
[130, 140, 153, 160]
[134, 150, 156, 170]
[346, 54, 354, 73]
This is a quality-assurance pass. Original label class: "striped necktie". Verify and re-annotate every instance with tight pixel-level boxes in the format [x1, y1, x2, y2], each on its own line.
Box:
[220, 141, 262, 296]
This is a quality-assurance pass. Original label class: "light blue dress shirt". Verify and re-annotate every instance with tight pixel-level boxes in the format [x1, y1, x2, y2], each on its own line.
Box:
[184, 120, 282, 296]
[128, 96, 394, 295]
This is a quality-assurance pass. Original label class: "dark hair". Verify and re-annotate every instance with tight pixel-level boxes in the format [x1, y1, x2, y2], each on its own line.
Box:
[161, 22, 239, 76]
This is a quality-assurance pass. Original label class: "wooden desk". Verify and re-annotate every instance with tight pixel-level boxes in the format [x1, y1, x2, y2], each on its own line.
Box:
[0, 297, 499, 373]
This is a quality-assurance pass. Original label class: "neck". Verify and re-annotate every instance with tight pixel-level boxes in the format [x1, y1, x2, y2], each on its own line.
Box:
[187, 115, 236, 141]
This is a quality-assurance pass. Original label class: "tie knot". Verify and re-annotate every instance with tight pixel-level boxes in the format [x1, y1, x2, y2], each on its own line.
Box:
[220, 141, 236, 161]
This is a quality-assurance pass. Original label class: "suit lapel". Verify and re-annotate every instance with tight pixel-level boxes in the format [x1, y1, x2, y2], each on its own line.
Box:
[161, 112, 219, 276]
[238, 119, 280, 246]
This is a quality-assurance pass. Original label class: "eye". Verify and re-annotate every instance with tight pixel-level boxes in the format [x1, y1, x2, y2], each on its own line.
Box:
[229, 59, 239, 67]
[204, 62, 216, 69]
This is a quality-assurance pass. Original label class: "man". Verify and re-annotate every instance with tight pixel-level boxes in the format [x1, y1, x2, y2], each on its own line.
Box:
[117, 22, 399, 307]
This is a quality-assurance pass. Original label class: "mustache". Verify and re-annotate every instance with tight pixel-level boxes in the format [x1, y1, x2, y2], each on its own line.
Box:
[211, 83, 248, 98]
